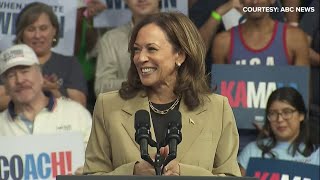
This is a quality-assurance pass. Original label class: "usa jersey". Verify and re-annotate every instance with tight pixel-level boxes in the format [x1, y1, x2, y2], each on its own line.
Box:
[229, 21, 292, 66]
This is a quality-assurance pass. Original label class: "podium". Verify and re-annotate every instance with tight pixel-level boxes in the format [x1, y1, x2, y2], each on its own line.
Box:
[57, 176, 258, 180]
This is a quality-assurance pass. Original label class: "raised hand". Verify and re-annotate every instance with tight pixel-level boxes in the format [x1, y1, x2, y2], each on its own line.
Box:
[84, 0, 107, 18]
[42, 74, 61, 97]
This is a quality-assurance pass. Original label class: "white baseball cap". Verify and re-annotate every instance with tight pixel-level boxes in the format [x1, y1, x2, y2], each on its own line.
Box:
[0, 44, 39, 75]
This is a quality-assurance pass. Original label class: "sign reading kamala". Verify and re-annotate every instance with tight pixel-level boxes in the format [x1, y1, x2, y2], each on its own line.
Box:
[0, 132, 84, 180]
[211, 65, 310, 129]
[246, 158, 319, 180]
[0, 0, 77, 55]
[93, 0, 188, 28]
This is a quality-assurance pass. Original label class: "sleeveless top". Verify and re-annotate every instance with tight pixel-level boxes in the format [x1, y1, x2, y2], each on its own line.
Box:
[229, 21, 291, 66]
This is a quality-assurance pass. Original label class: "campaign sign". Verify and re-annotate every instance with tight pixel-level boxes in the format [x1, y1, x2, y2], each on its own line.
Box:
[93, 0, 188, 28]
[0, 132, 85, 180]
[246, 158, 319, 180]
[0, 0, 77, 55]
[211, 65, 310, 129]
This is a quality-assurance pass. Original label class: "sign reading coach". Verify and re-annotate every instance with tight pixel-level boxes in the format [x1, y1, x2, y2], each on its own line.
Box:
[0, 132, 84, 180]
[211, 65, 310, 129]
[0, 0, 77, 55]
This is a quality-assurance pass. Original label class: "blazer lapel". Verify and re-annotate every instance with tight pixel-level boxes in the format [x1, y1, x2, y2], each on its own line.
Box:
[121, 92, 157, 155]
[120, 92, 207, 161]
[176, 98, 207, 161]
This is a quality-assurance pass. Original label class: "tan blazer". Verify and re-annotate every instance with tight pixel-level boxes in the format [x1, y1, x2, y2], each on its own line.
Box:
[84, 91, 241, 176]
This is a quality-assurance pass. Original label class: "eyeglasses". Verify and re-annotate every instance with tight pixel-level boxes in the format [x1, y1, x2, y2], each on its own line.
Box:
[267, 109, 297, 122]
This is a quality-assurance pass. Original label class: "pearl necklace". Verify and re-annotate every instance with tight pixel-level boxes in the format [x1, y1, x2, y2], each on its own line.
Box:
[149, 97, 181, 115]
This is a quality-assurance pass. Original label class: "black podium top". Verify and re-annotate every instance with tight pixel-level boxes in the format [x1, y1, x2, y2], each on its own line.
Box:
[57, 175, 258, 180]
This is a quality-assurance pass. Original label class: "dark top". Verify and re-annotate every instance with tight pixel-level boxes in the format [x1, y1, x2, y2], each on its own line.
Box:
[299, 0, 319, 107]
[299, 0, 319, 53]
[150, 99, 181, 146]
[42, 52, 88, 96]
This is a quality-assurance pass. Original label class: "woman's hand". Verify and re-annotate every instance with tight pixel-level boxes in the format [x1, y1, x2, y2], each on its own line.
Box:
[133, 160, 156, 175]
[163, 160, 180, 176]
[160, 146, 180, 176]
[74, 166, 84, 175]
[134, 145, 180, 176]
[42, 74, 61, 97]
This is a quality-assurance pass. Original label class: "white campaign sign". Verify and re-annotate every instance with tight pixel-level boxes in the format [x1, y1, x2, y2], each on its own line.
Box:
[94, 0, 188, 27]
[0, 0, 77, 55]
[0, 132, 85, 180]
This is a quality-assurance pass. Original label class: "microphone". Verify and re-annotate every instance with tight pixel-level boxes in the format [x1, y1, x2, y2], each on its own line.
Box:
[163, 110, 182, 166]
[134, 110, 153, 165]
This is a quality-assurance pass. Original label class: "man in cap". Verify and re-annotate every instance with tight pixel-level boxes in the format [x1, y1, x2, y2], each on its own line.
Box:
[0, 44, 92, 174]
[0, 45, 92, 174]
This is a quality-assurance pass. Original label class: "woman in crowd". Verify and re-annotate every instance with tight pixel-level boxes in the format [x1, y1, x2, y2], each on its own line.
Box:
[0, 2, 88, 109]
[238, 87, 319, 176]
[84, 12, 241, 176]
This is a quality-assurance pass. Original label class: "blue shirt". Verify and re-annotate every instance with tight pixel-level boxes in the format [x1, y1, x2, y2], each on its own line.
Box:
[238, 139, 320, 170]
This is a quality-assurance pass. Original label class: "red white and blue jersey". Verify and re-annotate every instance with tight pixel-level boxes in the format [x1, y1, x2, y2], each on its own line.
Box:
[229, 21, 292, 66]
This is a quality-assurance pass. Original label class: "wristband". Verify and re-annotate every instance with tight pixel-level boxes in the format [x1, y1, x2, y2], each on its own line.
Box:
[211, 11, 222, 22]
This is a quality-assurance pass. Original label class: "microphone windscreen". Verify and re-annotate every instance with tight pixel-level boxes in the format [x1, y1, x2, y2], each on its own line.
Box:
[166, 110, 182, 129]
[134, 110, 150, 130]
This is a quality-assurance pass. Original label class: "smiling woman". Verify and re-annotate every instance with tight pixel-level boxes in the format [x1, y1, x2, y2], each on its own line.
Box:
[84, 12, 241, 176]
[131, 23, 185, 89]
[123, 12, 208, 107]
[237, 87, 320, 176]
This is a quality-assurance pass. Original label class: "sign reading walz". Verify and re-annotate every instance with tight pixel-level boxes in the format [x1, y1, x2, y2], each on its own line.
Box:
[211, 65, 310, 129]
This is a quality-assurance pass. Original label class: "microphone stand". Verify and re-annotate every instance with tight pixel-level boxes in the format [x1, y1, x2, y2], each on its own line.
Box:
[137, 110, 182, 175]
[136, 128, 169, 175]
[146, 140, 165, 175]
[140, 142, 179, 175]
[154, 143, 165, 175]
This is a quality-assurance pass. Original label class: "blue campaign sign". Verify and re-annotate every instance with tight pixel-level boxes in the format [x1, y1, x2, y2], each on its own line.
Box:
[211, 65, 310, 129]
[246, 158, 319, 180]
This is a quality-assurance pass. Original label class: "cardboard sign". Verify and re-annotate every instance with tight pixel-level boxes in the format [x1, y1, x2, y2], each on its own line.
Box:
[0, 132, 85, 179]
[246, 158, 319, 180]
[211, 65, 310, 129]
